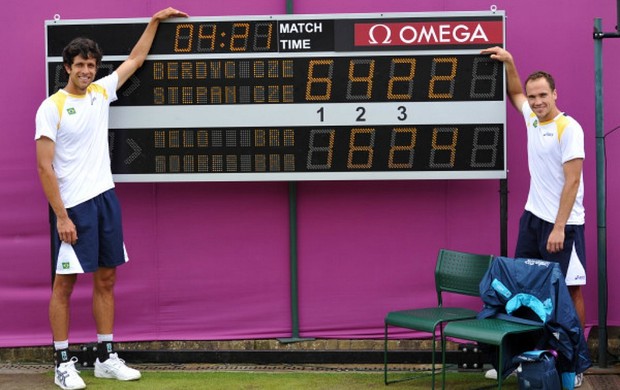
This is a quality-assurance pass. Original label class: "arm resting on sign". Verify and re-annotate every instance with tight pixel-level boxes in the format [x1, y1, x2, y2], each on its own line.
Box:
[115, 7, 189, 90]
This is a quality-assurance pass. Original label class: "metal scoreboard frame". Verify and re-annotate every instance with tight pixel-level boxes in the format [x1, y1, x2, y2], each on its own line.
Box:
[44, 10, 506, 182]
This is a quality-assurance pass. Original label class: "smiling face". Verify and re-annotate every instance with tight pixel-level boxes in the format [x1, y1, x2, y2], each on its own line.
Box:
[64, 55, 98, 95]
[525, 75, 560, 122]
[61, 37, 102, 96]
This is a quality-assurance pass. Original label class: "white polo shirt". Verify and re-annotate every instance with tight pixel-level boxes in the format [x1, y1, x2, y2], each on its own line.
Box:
[522, 101, 585, 225]
[35, 72, 118, 208]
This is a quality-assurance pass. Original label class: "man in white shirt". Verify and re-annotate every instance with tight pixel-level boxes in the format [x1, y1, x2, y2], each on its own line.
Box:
[481, 46, 586, 388]
[35, 7, 188, 390]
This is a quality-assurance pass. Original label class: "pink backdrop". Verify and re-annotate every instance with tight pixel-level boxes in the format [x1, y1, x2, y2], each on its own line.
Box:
[1, 0, 619, 347]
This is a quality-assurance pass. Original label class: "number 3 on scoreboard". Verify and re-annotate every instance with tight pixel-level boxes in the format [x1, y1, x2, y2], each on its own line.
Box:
[397, 106, 407, 121]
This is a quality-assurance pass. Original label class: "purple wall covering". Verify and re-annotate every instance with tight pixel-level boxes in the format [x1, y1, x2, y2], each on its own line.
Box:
[0, 0, 618, 347]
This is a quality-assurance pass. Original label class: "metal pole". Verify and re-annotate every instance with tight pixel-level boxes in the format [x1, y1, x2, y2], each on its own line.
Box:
[594, 17, 608, 368]
[499, 179, 508, 257]
[286, 181, 302, 339]
[617, 0, 620, 33]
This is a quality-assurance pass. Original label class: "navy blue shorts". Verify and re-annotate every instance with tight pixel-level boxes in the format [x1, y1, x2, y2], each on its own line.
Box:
[515, 211, 586, 286]
[53, 189, 127, 274]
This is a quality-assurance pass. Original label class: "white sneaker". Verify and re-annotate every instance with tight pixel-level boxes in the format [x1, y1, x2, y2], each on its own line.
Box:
[55, 357, 86, 390]
[574, 372, 584, 388]
[485, 368, 498, 379]
[94, 352, 141, 381]
[484, 365, 521, 380]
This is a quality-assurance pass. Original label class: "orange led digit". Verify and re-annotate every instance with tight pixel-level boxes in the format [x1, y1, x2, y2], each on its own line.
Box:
[174, 24, 194, 53]
[346, 59, 375, 100]
[197, 23, 216, 52]
[347, 128, 375, 169]
[305, 59, 333, 101]
[230, 23, 250, 52]
[388, 127, 417, 169]
[387, 58, 416, 100]
[430, 127, 458, 168]
[428, 57, 457, 99]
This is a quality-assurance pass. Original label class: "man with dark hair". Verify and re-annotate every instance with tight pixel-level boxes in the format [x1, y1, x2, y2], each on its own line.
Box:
[62, 37, 103, 67]
[35, 7, 188, 390]
[482, 46, 587, 388]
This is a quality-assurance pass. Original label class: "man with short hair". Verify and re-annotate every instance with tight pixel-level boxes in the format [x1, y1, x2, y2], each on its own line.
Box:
[35, 7, 188, 390]
[481, 46, 586, 388]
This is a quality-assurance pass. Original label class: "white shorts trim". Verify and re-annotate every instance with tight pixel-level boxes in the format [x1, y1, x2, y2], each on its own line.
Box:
[56, 242, 85, 274]
[565, 243, 586, 286]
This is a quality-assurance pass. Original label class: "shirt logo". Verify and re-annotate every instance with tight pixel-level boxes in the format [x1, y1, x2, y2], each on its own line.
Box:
[524, 259, 551, 267]
[66, 107, 76, 115]
[62, 262, 70, 270]
[533, 119, 538, 128]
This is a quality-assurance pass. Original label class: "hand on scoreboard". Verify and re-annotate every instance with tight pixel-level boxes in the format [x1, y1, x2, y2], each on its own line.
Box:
[480, 46, 513, 64]
[152, 7, 189, 22]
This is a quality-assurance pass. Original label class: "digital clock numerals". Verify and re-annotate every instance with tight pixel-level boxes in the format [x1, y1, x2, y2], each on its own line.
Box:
[305, 125, 502, 171]
[110, 125, 503, 175]
[173, 22, 276, 53]
[304, 55, 500, 102]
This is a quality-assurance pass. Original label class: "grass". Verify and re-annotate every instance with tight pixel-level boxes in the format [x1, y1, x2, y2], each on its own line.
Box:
[46, 368, 519, 389]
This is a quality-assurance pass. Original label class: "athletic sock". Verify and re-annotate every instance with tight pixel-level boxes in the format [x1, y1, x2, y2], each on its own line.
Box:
[54, 340, 70, 367]
[97, 341, 115, 362]
[54, 348, 70, 367]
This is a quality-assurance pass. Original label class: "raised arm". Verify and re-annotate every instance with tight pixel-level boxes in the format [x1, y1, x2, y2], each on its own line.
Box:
[481, 46, 527, 112]
[115, 7, 188, 89]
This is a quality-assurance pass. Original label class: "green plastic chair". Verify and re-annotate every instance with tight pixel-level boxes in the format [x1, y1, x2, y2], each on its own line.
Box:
[383, 249, 493, 388]
[441, 318, 543, 390]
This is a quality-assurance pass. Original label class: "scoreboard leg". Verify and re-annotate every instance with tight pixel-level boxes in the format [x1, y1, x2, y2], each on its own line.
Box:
[500, 179, 508, 257]
[278, 182, 315, 344]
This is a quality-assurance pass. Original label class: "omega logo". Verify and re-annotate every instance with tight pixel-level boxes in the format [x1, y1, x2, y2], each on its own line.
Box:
[368, 24, 392, 44]
[367, 23, 490, 45]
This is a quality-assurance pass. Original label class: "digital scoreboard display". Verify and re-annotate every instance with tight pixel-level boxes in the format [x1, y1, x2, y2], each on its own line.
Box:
[45, 11, 506, 182]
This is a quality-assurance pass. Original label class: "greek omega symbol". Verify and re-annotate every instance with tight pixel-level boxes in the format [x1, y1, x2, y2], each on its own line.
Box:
[368, 24, 392, 44]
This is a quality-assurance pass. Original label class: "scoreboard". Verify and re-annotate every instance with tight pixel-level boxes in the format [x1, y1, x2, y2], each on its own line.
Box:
[45, 11, 506, 182]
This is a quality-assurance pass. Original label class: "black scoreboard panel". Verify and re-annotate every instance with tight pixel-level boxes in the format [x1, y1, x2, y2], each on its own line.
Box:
[109, 124, 503, 174]
[47, 55, 502, 105]
[45, 11, 506, 182]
